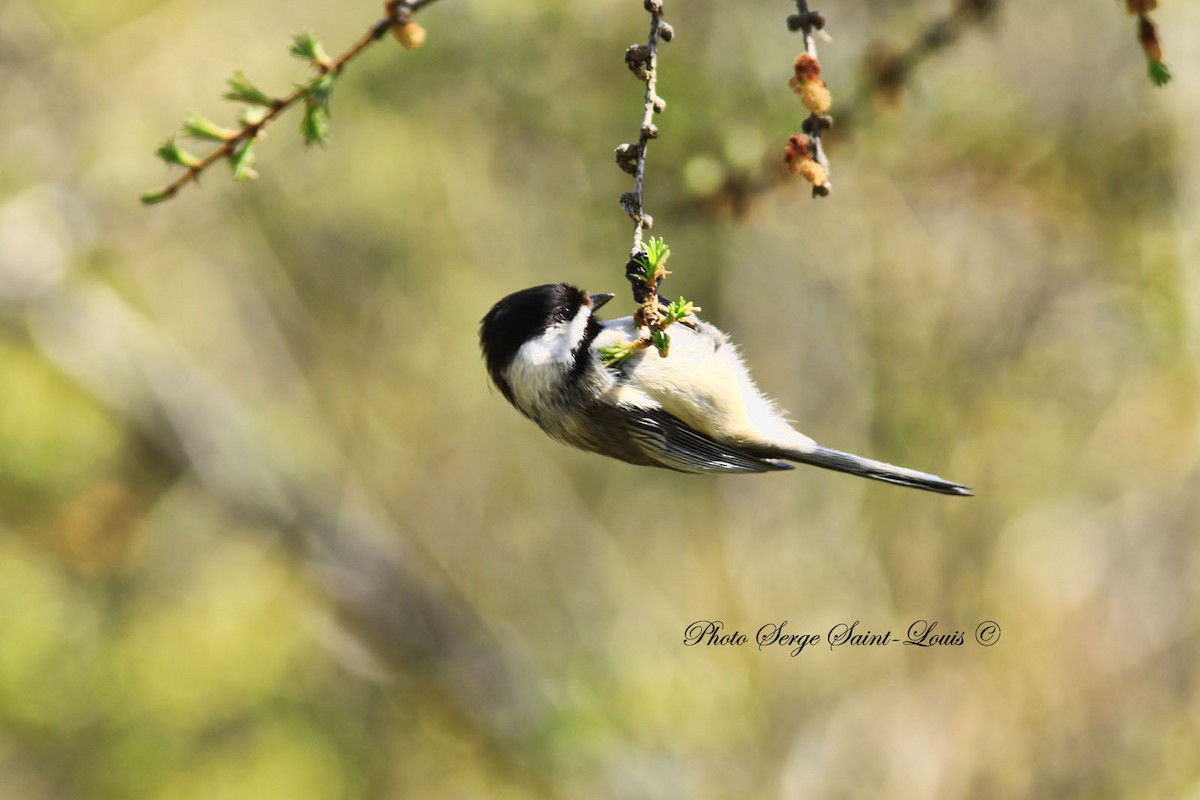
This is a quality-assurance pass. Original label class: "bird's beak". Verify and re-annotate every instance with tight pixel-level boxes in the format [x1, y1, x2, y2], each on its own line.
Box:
[589, 293, 615, 310]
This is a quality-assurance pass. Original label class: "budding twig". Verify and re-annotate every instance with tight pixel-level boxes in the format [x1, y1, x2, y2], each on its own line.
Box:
[1121, 0, 1171, 87]
[782, 1, 833, 197]
[142, 0, 443, 205]
[611, 0, 684, 364]
[692, 0, 1003, 217]
[619, 1, 671, 260]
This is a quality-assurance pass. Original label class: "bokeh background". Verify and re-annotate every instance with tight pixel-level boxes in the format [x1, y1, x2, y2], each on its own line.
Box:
[2, 0, 1198, 797]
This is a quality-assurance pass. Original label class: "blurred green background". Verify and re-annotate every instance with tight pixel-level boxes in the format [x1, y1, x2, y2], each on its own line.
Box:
[2, 0, 1198, 797]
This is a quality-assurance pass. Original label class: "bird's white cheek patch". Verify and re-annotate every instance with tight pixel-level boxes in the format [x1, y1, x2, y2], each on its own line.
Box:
[563, 304, 592, 357]
[505, 306, 593, 412]
[516, 306, 592, 367]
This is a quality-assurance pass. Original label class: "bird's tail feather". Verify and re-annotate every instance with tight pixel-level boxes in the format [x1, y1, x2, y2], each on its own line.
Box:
[787, 445, 972, 496]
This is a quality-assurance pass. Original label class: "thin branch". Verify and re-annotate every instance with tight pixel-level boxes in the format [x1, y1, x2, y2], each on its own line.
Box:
[787, 0, 833, 196]
[613, 0, 676, 354]
[627, 1, 669, 259]
[1122, 0, 1171, 87]
[690, 0, 1003, 218]
[602, 3, 699, 368]
[142, 0, 445, 205]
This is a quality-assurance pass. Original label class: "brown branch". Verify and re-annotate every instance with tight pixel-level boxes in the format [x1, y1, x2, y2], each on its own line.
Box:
[1123, 1, 1171, 87]
[786, 0, 833, 196]
[141, 0, 445, 205]
[687, 0, 1003, 219]
[616, 0, 674, 340]
[626, 1, 670, 259]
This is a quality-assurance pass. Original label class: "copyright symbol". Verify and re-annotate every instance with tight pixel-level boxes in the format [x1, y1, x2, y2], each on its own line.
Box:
[975, 621, 1001, 646]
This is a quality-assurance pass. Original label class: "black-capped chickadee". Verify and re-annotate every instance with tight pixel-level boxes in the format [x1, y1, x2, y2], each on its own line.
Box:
[480, 283, 971, 495]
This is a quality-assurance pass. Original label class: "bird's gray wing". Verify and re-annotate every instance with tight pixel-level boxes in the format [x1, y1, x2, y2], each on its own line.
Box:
[580, 404, 794, 474]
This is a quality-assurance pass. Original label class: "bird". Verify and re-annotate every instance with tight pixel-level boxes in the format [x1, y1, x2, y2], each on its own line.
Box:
[479, 283, 971, 496]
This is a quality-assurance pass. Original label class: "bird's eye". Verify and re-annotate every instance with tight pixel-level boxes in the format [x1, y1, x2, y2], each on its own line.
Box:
[549, 292, 585, 325]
